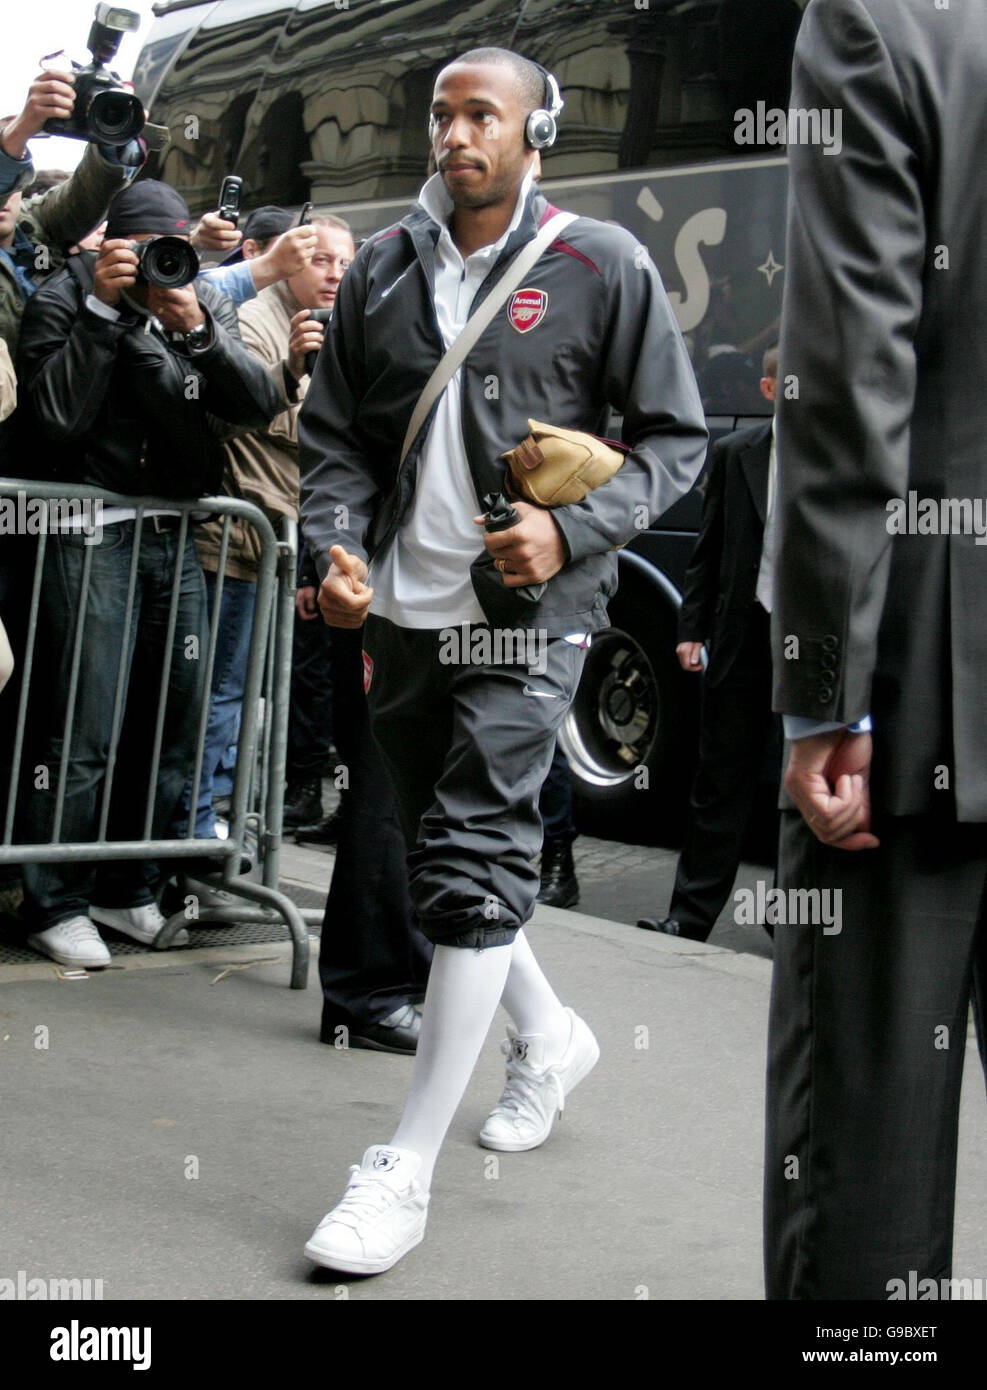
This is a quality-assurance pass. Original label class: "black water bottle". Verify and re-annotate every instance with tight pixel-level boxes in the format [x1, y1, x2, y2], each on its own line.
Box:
[481, 492, 546, 603]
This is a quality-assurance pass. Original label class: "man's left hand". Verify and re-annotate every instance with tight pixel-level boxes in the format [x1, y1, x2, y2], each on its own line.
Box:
[148, 285, 206, 335]
[784, 729, 880, 852]
[474, 499, 566, 586]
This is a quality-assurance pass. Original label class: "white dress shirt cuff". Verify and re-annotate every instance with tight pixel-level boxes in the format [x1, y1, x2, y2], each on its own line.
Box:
[784, 714, 873, 740]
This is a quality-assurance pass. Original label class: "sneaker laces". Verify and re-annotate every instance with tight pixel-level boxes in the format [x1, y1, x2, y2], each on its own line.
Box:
[327, 1167, 413, 1229]
[62, 919, 102, 944]
[494, 1040, 565, 1117]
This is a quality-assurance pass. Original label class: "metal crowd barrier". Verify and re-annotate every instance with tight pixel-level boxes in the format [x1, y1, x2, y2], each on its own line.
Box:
[0, 480, 320, 988]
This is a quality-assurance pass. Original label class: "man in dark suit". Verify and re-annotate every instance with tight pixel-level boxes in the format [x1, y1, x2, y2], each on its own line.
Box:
[765, 0, 987, 1299]
[638, 347, 780, 941]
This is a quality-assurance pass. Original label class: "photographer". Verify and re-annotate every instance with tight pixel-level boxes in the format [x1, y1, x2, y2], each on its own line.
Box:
[190, 214, 352, 838]
[1, 68, 144, 356]
[14, 179, 280, 970]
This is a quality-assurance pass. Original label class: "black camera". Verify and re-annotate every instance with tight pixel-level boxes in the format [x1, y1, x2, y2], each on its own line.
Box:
[304, 307, 333, 377]
[133, 236, 200, 289]
[44, 5, 144, 146]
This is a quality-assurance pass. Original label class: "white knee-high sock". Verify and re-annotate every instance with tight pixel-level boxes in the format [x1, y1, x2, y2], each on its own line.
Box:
[390, 941, 513, 1190]
[499, 928, 571, 1058]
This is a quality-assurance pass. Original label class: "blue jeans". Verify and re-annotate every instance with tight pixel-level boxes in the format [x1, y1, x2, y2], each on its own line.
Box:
[22, 523, 207, 929]
[185, 570, 256, 837]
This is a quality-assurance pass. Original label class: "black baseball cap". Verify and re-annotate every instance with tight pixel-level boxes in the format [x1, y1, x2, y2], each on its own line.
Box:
[105, 180, 192, 239]
[220, 205, 295, 264]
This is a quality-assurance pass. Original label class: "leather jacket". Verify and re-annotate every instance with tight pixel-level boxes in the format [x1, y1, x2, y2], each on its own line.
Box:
[15, 252, 280, 498]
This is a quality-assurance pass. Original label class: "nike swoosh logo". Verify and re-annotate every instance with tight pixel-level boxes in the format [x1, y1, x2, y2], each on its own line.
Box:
[523, 686, 558, 699]
[379, 266, 412, 301]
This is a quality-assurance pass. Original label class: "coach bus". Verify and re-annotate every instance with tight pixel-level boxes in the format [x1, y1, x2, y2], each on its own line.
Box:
[135, 0, 806, 839]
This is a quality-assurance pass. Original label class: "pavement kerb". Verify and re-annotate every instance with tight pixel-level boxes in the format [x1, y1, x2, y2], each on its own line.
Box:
[0, 902, 772, 988]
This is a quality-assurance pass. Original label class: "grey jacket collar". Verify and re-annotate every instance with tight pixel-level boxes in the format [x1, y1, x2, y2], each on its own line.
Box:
[401, 178, 553, 274]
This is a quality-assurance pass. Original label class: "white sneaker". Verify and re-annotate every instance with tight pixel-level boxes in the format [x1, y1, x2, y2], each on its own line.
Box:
[27, 915, 111, 969]
[304, 1145, 429, 1275]
[479, 1007, 600, 1152]
[89, 902, 189, 948]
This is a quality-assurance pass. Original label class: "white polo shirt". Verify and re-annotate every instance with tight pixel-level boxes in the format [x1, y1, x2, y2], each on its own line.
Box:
[368, 170, 535, 629]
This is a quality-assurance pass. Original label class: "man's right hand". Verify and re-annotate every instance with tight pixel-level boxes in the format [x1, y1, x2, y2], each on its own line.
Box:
[2, 70, 75, 160]
[92, 239, 139, 307]
[676, 641, 705, 672]
[191, 212, 242, 255]
[784, 729, 880, 852]
[249, 225, 318, 291]
[318, 545, 373, 628]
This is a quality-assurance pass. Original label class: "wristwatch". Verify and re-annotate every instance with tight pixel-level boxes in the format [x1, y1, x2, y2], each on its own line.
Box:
[182, 320, 211, 352]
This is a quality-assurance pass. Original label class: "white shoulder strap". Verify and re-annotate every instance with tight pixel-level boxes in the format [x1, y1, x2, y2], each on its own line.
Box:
[399, 210, 577, 464]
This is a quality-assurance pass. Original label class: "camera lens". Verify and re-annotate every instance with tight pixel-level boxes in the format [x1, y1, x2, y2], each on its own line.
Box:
[88, 88, 145, 144]
[140, 237, 199, 289]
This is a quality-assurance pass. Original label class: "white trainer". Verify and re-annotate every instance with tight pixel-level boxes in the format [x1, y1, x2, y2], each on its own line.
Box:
[27, 915, 111, 969]
[479, 1007, 600, 1152]
[89, 902, 189, 948]
[304, 1145, 429, 1275]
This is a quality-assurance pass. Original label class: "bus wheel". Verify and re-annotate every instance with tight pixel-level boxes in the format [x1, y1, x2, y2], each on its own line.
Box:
[559, 591, 696, 844]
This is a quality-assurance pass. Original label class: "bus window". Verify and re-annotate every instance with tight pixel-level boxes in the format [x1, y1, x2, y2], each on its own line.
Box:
[143, 0, 803, 213]
[144, 0, 295, 206]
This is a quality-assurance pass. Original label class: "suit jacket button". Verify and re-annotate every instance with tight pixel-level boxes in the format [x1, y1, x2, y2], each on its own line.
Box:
[822, 634, 838, 652]
[818, 687, 834, 703]
[821, 651, 836, 669]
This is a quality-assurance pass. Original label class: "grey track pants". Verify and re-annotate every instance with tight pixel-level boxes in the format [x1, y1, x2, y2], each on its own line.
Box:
[362, 614, 585, 949]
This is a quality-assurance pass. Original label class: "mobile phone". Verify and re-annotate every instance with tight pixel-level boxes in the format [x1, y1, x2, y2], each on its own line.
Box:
[217, 175, 243, 228]
[304, 308, 333, 377]
[296, 200, 313, 227]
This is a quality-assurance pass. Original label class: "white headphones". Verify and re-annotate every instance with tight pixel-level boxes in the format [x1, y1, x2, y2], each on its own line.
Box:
[524, 65, 564, 150]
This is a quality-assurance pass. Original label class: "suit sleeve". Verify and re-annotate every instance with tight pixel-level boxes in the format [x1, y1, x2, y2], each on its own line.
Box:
[771, 0, 925, 721]
[297, 249, 380, 575]
[551, 230, 708, 563]
[677, 440, 724, 643]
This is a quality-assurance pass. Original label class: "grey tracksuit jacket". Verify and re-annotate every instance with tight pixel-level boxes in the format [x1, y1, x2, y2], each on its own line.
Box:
[298, 182, 708, 635]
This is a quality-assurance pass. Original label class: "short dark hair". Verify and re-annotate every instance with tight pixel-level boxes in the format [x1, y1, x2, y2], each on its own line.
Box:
[446, 48, 546, 113]
[763, 343, 780, 379]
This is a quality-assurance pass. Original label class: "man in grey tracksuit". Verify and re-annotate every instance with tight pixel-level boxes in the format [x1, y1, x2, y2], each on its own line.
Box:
[299, 46, 707, 1276]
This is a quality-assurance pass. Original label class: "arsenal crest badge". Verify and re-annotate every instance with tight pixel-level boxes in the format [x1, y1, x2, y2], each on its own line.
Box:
[508, 288, 548, 333]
